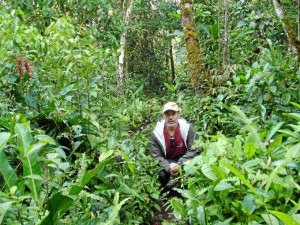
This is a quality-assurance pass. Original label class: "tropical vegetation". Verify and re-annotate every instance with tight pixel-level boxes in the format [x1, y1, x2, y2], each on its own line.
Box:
[0, 0, 299, 224]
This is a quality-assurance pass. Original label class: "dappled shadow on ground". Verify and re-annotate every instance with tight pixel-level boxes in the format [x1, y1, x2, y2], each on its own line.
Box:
[149, 190, 185, 225]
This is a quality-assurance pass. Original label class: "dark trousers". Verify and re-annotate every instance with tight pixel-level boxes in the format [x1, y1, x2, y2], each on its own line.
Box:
[158, 170, 171, 187]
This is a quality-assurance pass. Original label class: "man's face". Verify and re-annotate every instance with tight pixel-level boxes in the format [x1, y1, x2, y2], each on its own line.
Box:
[163, 110, 180, 129]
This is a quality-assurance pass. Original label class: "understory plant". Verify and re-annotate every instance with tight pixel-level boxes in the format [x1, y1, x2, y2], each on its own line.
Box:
[167, 104, 300, 225]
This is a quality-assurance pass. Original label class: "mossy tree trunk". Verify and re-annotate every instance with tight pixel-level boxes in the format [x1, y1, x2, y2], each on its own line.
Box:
[117, 0, 133, 95]
[180, 0, 203, 91]
[273, 0, 300, 61]
[298, 0, 300, 40]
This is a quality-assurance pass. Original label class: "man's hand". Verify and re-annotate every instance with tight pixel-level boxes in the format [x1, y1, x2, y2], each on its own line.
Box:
[169, 163, 180, 176]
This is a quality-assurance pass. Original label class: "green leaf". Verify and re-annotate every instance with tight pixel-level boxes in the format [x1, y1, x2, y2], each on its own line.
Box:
[170, 198, 186, 218]
[0, 132, 17, 189]
[99, 149, 114, 163]
[242, 194, 255, 215]
[209, 23, 218, 40]
[197, 23, 210, 36]
[282, 113, 300, 122]
[278, 129, 299, 138]
[290, 200, 300, 210]
[261, 213, 279, 225]
[258, 104, 266, 120]
[211, 165, 226, 179]
[290, 102, 300, 109]
[42, 193, 74, 225]
[285, 143, 300, 160]
[201, 164, 217, 181]
[0, 201, 13, 224]
[41, 151, 113, 225]
[0, 132, 11, 149]
[70, 150, 114, 195]
[214, 182, 234, 191]
[0, 151, 18, 189]
[264, 160, 287, 194]
[234, 27, 255, 40]
[35, 134, 56, 145]
[232, 138, 242, 158]
[266, 122, 284, 141]
[117, 150, 135, 173]
[58, 84, 75, 95]
[168, 12, 181, 19]
[196, 205, 206, 224]
[282, 92, 291, 105]
[221, 162, 257, 195]
[103, 194, 130, 225]
[22, 150, 42, 201]
[244, 135, 256, 159]
[268, 210, 299, 225]
[25, 142, 47, 155]
[15, 123, 33, 156]
[242, 158, 263, 169]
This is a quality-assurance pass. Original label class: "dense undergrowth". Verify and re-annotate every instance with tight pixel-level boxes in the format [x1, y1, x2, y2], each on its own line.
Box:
[0, 2, 300, 225]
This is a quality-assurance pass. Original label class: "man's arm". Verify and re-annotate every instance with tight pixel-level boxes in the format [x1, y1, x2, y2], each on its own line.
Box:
[150, 133, 170, 172]
[178, 125, 201, 165]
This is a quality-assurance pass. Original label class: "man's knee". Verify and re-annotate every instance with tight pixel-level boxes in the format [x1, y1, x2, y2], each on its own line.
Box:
[158, 170, 170, 187]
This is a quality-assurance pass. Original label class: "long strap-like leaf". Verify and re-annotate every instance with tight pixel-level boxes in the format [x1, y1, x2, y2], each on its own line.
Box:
[0, 132, 18, 189]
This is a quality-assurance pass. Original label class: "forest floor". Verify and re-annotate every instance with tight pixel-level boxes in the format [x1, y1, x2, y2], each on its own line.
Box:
[149, 180, 186, 225]
[150, 198, 176, 225]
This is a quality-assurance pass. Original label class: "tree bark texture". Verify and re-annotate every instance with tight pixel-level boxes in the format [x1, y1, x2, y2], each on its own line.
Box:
[298, 0, 300, 40]
[180, 0, 203, 90]
[169, 44, 176, 84]
[273, 0, 300, 61]
[117, 0, 133, 95]
[223, 0, 229, 65]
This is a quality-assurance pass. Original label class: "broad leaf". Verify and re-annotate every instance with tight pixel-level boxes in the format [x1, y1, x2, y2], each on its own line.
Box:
[244, 134, 257, 158]
[196, 205, 206, 224]
[117, 150, 135, 173]
[0, 132, 17, 189]
[0, 201, 13, 224]
[221, 162, 257, 195]
[201, 164, 217, 181]
[15, 123, 33, 156]
[234, 27, 255, 40]
[214, 182, 234, 191]
[25, 142, 47, 155]
[261, 213, 279, 225]
[40, 150, 114, 224]
[282, 113, 300, 122]
[0, 151, 18, 189]
[266, 122, 284, 141]
[22, 150, 42, 201]
[0, 132, 11, 149]
[242, 194, 255, 215]
[268, 210, 299, 225]
[170, 198, 186, 219]
[103, 194, 130, 225]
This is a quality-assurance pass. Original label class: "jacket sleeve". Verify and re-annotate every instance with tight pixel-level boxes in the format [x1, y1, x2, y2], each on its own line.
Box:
[150, 133, 170, 172]
[178, 125, 201, 165]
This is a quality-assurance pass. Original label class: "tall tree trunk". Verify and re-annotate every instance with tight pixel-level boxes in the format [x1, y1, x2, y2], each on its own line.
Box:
[298, 0, 300, 40]
[170, 43, 175, 84]
[180, 0, 203, 91]
[273, 0, 300, 61]
[223, 0, 229, 66]
[217, 0, 221, 69]
[117, 0, 133, 95]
